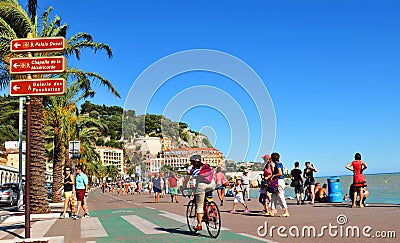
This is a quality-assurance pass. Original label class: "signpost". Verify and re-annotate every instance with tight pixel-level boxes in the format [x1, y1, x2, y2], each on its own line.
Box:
[69, 140, 81, 159]
[10, 37, 66, 52]
[9, 79, 66, 96]
[9, 34, 67, 239]
[10, 56, 66, 74]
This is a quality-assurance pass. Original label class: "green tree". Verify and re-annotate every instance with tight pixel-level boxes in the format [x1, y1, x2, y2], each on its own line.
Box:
[0, 1, 119, 213]
[106, 164, 119, 181]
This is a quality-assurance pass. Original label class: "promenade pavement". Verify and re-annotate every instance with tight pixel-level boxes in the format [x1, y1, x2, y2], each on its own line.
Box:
[0, 188, 399, 242]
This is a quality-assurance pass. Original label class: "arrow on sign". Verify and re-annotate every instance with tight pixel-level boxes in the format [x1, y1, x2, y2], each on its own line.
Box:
[13, 42, 21, 49]
[13, 85, 20, 91]
[13, 63, 20, 69]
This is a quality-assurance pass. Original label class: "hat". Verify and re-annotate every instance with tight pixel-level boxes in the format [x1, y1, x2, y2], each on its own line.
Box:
[244, 170, 248, 173]
[262, 154, 270, 160]
[235, 176, 242, 180]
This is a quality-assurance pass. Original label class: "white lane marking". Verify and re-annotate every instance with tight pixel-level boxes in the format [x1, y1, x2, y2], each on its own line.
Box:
[145, 206, 155, 210]
[31, 219, 57, 238]
[121, 215, 168, 235]
[159, 211, 230, 230]
[81, 217, 108, 238]
[238, 233, 276, 242]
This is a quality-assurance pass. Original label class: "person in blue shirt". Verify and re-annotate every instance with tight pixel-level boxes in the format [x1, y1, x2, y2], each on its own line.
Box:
[72, 165, 89, 219]
[269, 152, 290, 217]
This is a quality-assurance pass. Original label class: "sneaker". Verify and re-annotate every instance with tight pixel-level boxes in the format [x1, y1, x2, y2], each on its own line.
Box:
[70, 214, 78, 220]
[59, 213, 65, 219]
[244, 209, 250, 213]
[83, 213, 90, 218]
[230, 210, 236, 214]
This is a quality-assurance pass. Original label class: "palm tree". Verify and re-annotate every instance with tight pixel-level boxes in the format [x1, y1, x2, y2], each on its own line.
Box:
[0, 96, 21, 144]
[0, 1, 119, 213]
[106, 165, 119, 181]
[126, 166, 136, 180]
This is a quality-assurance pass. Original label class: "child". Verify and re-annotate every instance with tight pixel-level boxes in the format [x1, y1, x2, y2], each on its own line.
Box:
[231, 178, 250, 214]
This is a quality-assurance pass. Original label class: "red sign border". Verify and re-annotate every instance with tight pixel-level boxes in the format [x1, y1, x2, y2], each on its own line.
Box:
[10, 37, 66, 53]
[9, 78, 66, 97]
[10, 56, 66, 74]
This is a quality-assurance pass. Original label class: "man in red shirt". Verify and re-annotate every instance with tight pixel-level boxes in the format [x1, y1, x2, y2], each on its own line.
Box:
[168, 172, 179, 203]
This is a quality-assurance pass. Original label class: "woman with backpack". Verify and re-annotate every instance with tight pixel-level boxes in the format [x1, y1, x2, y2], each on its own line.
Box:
[187, 154, 216, 232]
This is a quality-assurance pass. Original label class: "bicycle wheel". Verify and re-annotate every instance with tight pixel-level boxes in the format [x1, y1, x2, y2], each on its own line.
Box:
[205, 201, 221, 238]
[186, 200, 197, 233]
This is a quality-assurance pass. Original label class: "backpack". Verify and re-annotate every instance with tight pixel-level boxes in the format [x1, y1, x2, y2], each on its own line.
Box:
[199, 164, 214, 184]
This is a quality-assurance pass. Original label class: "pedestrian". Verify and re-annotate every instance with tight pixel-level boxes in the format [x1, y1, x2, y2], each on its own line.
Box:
[260, 154, 273, 215]
[148, 180, 153, 195]
[137, 180, 142, 194]
[303, 161, 318, 205]
[231, 177, 250, 214]
[168, 172, 179, 203]
[269, 152, 290, 217]
[214, 167, 228, 206]
[346, 152, 368, 208]
[56, 166, 75, 219]
[72, 165, 89, 219]
[242, 170, 251, 201]
[152, 173, 162, 203]
[290, 161, 304, 205]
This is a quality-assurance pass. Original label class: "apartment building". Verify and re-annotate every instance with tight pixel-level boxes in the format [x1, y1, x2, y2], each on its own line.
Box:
[96, 146, 124, 175]
[144, 147, 224, 173]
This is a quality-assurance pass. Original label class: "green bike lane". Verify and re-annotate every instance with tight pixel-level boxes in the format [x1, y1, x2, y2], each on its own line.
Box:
[90, 206, 264, 242]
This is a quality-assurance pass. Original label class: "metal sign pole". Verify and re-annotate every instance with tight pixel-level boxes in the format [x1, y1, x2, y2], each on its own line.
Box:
[25, 95, 31, 238]
[24, 32, 33, 239]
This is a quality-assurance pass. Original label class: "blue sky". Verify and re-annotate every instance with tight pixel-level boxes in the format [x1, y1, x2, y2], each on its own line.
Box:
[15, 0, 400, 176]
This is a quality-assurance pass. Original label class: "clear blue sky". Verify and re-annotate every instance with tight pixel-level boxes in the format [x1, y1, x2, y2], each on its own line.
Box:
[17, 0, 400, 176]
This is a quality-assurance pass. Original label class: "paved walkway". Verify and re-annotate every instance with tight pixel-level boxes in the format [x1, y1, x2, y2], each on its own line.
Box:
[0, 188, 399, 242]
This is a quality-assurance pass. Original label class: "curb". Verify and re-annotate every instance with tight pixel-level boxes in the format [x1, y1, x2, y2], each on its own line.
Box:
[0, 236, 64, 243]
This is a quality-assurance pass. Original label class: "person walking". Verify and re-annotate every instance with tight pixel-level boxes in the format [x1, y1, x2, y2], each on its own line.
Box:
[231, 177, 250, 214]
[269, 152, 290, 217]
[242, 170, 251, 201]
[152, 173, 162, 203]
[346, 153, 368, 208]
[72, 165, 89, 219]
[303, 161, 318, 205]
[56, 166, 75, 219]
[290, 162, 304, 205]
[260, 155, 273, 215]
[168, 172, 179, 203]
[214, 167, 228, 206]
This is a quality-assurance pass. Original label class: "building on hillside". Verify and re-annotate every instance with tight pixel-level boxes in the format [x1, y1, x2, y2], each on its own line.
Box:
[96, 146, 124, 175]
[134, 136, 162, 159]
[144, 147, 225, 174]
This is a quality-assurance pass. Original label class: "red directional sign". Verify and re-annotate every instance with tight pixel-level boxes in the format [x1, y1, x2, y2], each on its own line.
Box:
[9, 79, 66, 96]
[10, 56, 66, 74]
[10, 37, 66, 52]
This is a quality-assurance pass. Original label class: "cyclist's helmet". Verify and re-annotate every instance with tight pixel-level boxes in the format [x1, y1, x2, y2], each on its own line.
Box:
[189, 154, 201, 162]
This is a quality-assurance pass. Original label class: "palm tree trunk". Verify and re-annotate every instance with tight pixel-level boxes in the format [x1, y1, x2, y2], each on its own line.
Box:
[51, 128, 63, 203]
[65, 145, 72, 167]
[30, 96, 50, 213]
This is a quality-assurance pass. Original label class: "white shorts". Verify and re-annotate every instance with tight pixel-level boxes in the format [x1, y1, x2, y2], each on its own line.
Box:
[234, 193, 244, 204]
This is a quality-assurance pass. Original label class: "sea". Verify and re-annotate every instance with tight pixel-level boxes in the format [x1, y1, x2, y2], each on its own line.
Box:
[248, 172, 400, 205]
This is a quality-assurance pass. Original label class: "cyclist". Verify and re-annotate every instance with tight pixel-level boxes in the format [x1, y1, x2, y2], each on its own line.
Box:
[186, 154, 216, 232]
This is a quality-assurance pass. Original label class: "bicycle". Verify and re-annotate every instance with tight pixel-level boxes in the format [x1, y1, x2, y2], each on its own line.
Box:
[183, 187, 221, 238]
